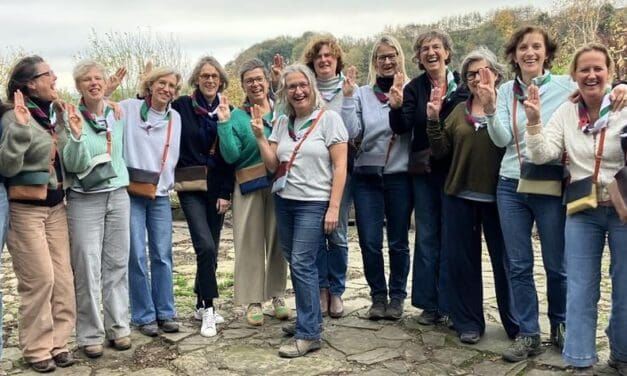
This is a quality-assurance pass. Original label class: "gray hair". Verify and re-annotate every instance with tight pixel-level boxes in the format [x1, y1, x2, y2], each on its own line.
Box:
[460, 46, 505, 85]
[187, 56, 229, 92]
[139, 67, 182, 98]
[72, 60, 107, 89]
[276, 64, 323, 118]
[238, 58, 270, 84]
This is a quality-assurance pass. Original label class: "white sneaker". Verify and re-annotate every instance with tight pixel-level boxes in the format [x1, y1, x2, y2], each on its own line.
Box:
[195, 307, 224, 324]
[201, 307, 217, 337]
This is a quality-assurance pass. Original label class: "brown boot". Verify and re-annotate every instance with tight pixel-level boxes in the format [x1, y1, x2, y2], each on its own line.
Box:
[329, 295, 344, 318]
[319, 288, 329, 317]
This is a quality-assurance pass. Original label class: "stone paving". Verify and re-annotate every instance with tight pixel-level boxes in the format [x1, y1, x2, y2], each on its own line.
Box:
[0, 219, 616, 375]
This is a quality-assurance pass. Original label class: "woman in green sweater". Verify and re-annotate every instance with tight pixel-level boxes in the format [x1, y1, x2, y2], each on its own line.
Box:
[217, 59, 289, 326]
[425, 47, 518, 344]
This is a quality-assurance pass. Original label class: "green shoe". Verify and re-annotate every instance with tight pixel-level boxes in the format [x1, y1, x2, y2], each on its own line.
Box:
[246, 303, 264, 326]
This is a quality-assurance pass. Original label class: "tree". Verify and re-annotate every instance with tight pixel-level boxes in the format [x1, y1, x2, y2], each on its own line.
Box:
[74, 28, 190, 100]
[0, 47, 28, 101]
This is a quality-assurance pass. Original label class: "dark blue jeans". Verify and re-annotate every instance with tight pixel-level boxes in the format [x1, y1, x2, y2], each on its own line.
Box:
[411, 173, 449, 314]
[496, 177, 566, 336]
[274, 196, 327, 340]
[353, 173, 412, 300]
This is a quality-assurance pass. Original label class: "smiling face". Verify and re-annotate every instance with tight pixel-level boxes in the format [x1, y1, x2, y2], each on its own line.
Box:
[313, 44, 338, 80]
[514, 32, 546, 80]
[242, 67, 269, 104]
[150, 73, 178, 109]
[465, 59, 489, 97]
[573, 50, 609, 105]
[196, 63, 221, 102]
[375, 44, 399, 78]
[77, 67, 106, 103]
[28, 62, 58, 101]
[286, 72, 313, 117]
[418, 37, 449, 76]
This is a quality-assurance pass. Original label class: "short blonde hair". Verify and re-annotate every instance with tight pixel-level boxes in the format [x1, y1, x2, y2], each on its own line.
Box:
[140, 67, 182, 98]
[368, 35, 409, 86]
[72, 60, 107, 89]
[569, 43, 613, 80]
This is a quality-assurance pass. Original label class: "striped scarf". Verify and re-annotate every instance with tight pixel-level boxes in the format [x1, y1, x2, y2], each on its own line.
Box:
[578, 90, 611, 135]
[429, 70, 457, 102]
[513, 72, 552, 104]
[79, 98, 111, 132]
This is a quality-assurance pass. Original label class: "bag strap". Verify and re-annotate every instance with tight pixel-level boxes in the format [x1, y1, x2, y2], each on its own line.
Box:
[285, 108, 326, 173]
[592, 128, 606, 184]
[384, 134, 396, 166]
[511, 97, 522, 166]
[159, 114, 173, 174]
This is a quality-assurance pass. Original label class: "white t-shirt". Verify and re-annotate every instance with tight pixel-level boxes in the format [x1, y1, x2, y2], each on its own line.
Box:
[269, 109, 348, 201]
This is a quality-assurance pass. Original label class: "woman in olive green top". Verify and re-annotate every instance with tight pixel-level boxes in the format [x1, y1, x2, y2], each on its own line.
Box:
[217, 59, 289, 326]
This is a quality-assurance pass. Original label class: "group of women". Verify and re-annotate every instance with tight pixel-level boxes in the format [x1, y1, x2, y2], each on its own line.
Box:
[0, 24, 625, 374]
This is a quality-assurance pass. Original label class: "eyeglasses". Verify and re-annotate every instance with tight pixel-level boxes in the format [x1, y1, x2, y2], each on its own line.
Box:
[32, 70, 53, 80]
[287, 82, 309, 92]
[376, 54, 398, 63]
[199, 73, 220, 82]
[243, 76, 265, 87]
[465, 67, 493, 81]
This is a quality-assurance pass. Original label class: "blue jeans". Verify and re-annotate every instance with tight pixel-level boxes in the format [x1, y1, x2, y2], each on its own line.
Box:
[496, 177, 566, 336]
[444, 194, 519, 338]
[317, 175, 351, 296]
[353, 173, 412, 300]
[128, 195, 176, 325]
[411, 173, 449, 314]
[563, 207, 627, 367]
[0, 184, 8, 359]
[274, 196, 327, 340]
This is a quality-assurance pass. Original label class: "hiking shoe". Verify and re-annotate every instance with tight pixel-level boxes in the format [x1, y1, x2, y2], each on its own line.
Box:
[609, 354, 627, 376]
[320, 288, 329, 317]
[138, 321, 159, 337]
[30, 358, 55, 373]
[550, 322, 565, 350]
[195, 307, 224, 324]
[367, 297, 387, 320]
[278, 339, 321, 358]
[83, 344, 103, 358]
[460, 331, 481, 344]
[111, 336, 131, 351]
[246, 303, 264, 326]
[52, 351, 76, 367]
[329, 295, 344, 318]
[437, 314, 455, 329]
[272, 297, 290, 320]
[201, 307, 217, 337]
[416, 309, 438, 325]
[385, 298, 404, 320]
[502, 335, 544, 362]
[281, 322, 323, 336]
[158, 319, 180, 333]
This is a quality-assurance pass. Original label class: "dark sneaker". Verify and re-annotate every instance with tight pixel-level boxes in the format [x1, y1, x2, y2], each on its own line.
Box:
[30, 358, 56, 373]
[278, 339, 321, 358]
[437, 314, 455, 329]
[550, 322, 565, 350]
[502, 335, 544, 362]
[416, 309, 438, 325]
[158, 319, 180, 333]
[367, 298, 387, 321]
[609, 354, 627, 376]
[459, 331, 481, 344]
[139, 321, 159, 337]
[52, 351, 76, 367]
[385, 298, 404, 320]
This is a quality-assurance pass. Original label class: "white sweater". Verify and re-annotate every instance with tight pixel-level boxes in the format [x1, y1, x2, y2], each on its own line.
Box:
[526, 101, 627, 202]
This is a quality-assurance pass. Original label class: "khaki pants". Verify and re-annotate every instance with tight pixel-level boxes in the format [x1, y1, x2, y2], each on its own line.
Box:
[7, 202, 76, 362]
[232, 186, 287, 305]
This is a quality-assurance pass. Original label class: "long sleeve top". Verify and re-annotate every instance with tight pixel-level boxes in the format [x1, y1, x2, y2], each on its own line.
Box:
[526, 103, 627, 202]
[217, 107, 273, 171]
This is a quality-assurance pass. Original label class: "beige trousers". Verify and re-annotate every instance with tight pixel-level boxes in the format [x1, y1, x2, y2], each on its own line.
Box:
[232, 186, 287, 305]
[7, 202, 76, 362]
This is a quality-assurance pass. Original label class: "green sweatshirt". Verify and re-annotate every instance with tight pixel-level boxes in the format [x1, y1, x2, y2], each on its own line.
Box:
[218, 108, 273, 171]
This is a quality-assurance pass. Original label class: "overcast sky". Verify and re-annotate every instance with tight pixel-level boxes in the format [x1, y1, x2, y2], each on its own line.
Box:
[1, 0, 552, 91]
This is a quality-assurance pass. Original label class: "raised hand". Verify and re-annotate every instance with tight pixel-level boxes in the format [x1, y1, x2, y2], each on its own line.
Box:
[270, 54, 284, 88]
[217, 95, 231, 122]
[342, 65, 357, 97]
[66, 104, 84, 139]
[138, 61, 153, 85]
[426, 86, 443, 120]
[475, 67, 496, 114]
[13, 90, 31, 126]
[250, 104, 265, 138]
[105, 67, 127, 97]
[107, 100, 124, 120]
[523, 84, 541, 125]
[389, 71, 404, 109]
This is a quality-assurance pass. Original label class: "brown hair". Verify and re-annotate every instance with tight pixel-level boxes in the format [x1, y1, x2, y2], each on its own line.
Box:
[412, 30, 453, 70]
[504, 26, 558, 76]
[569, 43, 613, 79]
[301, 35, 345, 76]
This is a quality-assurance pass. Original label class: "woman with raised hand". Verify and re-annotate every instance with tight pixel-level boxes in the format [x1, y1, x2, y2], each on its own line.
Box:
[216, 59, 289, 327]
[120, 67, 182, 338]
[388, 30, 468, 327]
[426, 47, 518, 344]
[171, 56, 234, 337]
[524, 43, 626, 374]
[66, 60, 131, 359]
[253, 64, 347, 358]
[0, 56, 83, 372]
[341, 35, 412, 320]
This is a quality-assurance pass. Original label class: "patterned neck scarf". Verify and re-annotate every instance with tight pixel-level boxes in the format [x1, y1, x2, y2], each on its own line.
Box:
[578, 90, 612, 135]
[25, 96, 55, 133]
[513, 71, 552, 104]
[464, 96, 487, 131]
[139, 95, 170, 122]
[318, 73, 344, 103]
[288, 110, 319, 141]
[79, 98, 111, 133]
[428, 69, 457, 102]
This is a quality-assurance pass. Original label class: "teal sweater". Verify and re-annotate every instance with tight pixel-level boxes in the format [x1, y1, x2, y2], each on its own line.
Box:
[218, 108, 273, 171]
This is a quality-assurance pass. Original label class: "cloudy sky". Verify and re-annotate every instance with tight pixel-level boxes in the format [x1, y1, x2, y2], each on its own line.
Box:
[1, 0, 549, 91]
